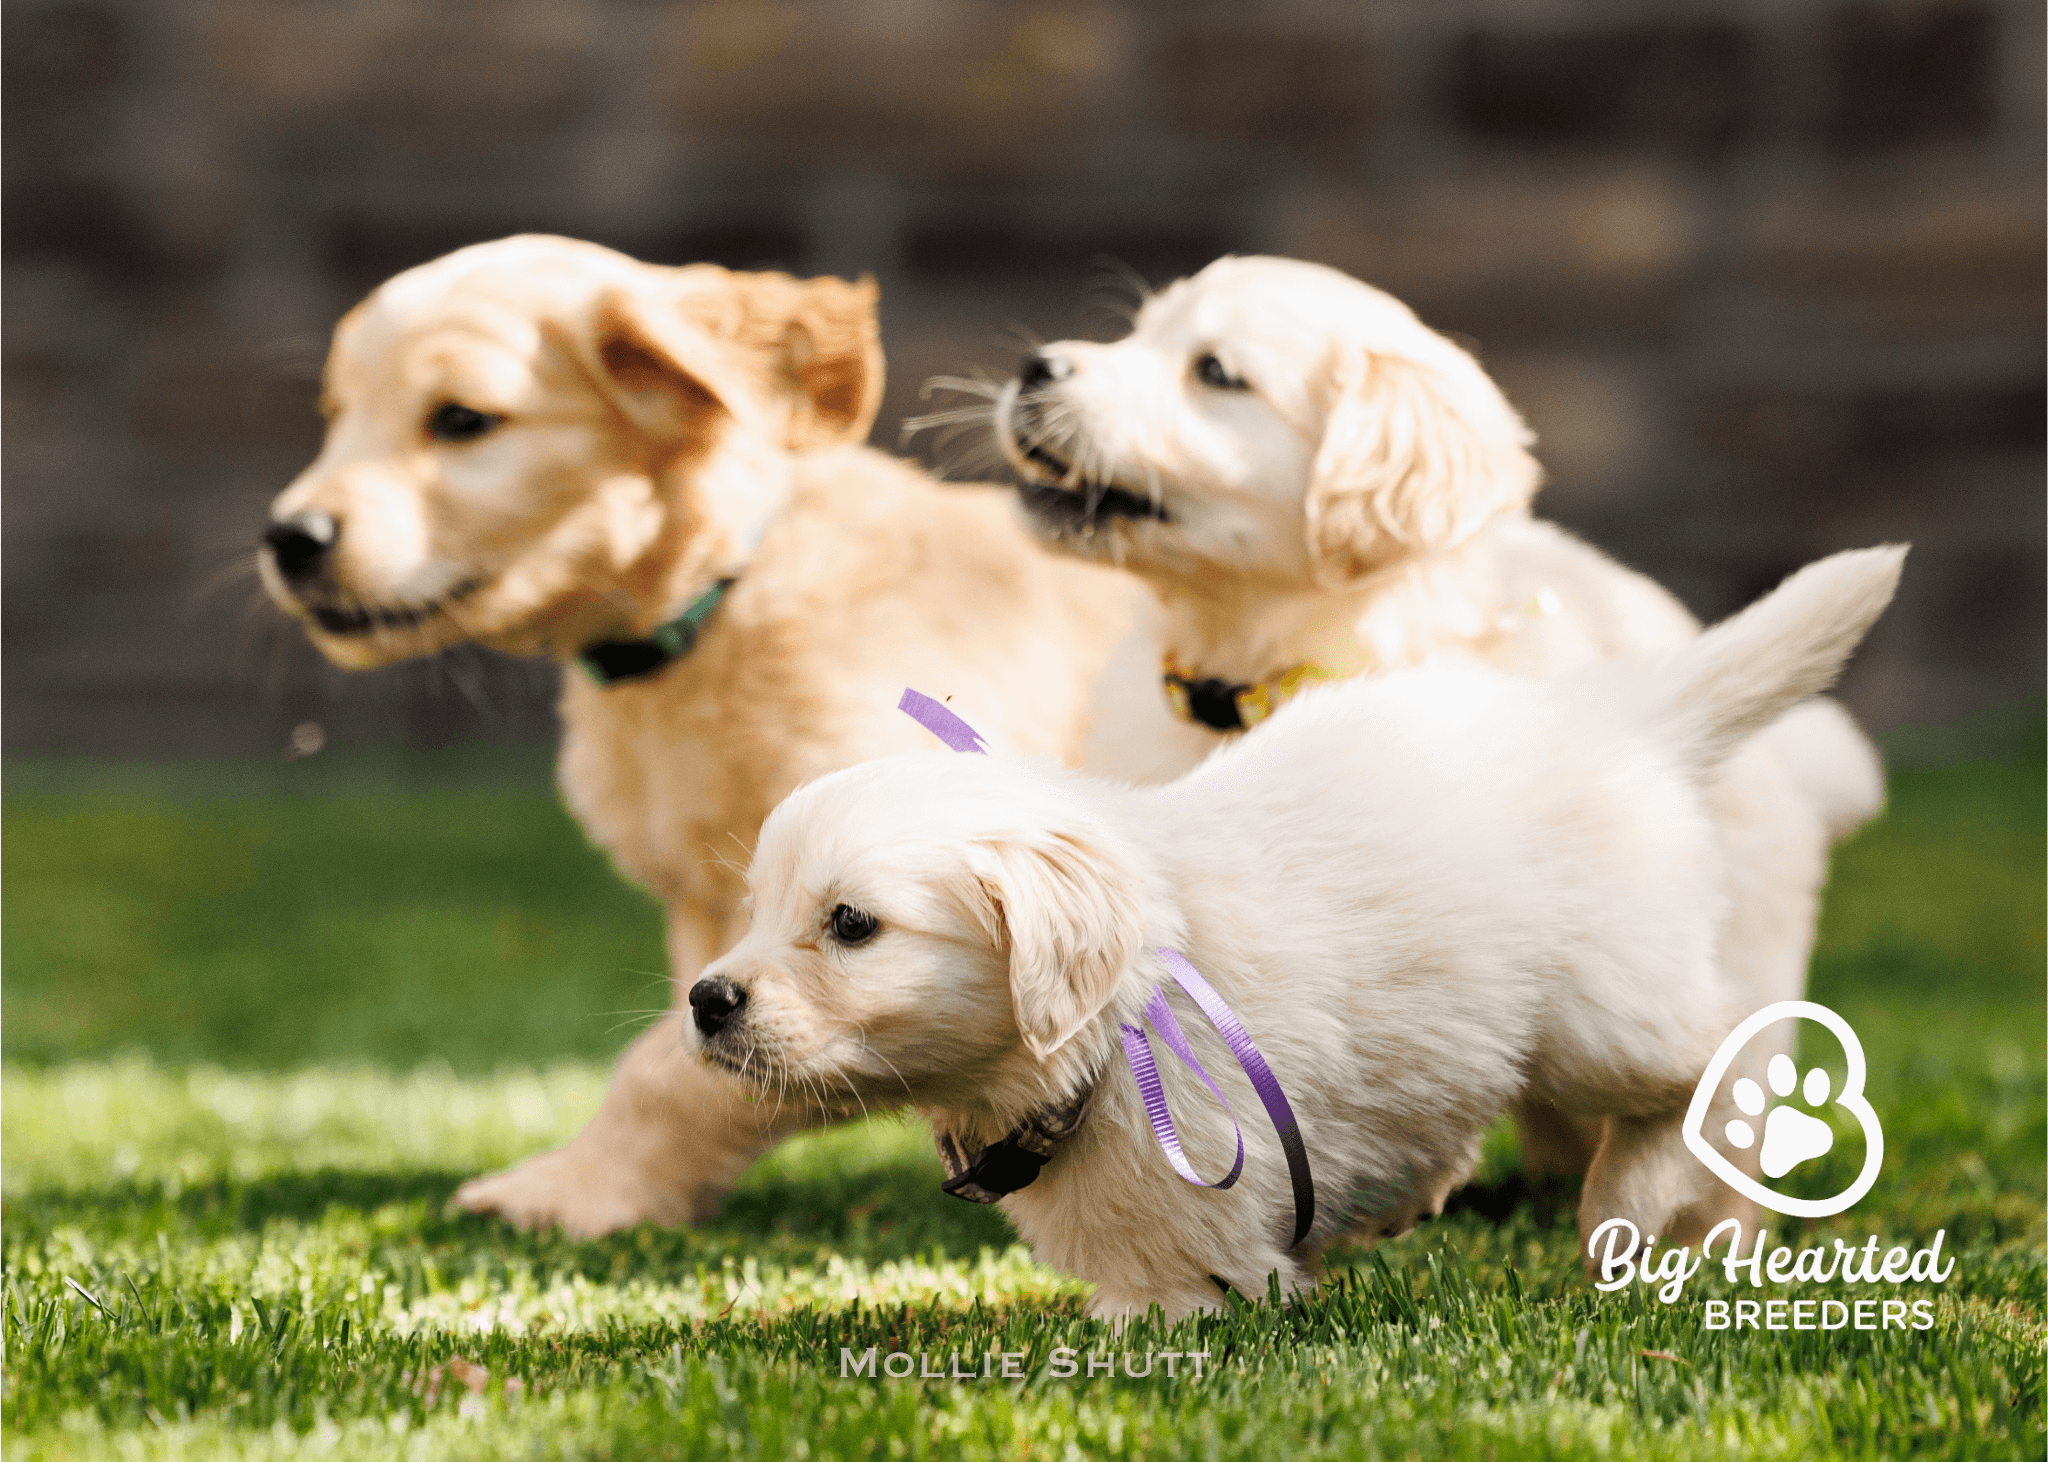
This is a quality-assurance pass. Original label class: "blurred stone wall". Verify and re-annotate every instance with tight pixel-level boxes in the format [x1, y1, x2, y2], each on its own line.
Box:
[6, 0, 2042, 757]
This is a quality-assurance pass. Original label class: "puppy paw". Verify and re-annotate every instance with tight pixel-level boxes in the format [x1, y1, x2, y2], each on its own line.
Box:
[451, 1147, 688, 1238]
[1347, 1191, 1446, 1246]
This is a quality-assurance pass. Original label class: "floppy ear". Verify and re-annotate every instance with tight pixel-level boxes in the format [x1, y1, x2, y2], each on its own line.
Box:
[586, 285, 752, 449]
[771, 273, 885, 449]
[1303, 348, 1541, 585]
[681, 270, 886, 451]
[970, 829, 1143, 1062]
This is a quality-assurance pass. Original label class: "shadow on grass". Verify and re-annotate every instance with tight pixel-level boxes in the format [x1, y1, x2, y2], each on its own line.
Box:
[5, 1168, 476, 1237]
[11, 1152, 1592, 1283]
[6, 1152, 1016, 1272]
[705, 1159, 1016, 1256]
[1439, 1171, 1582, 1227]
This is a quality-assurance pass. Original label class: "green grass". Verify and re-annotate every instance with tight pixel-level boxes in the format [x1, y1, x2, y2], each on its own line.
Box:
[4, 715, 2043, 1459]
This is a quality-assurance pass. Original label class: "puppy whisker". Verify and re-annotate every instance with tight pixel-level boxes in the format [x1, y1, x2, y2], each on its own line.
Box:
[856, 1030, 915, 1103]
[700, 846, 748, 879]
[602, 1010, 674, 1036]
[1000, 320, 1045, 353]
[898, 403, 997, 442]
[839, 1074, 871, 1124]
[927, 436, 1011, 484]
[1086, 255, 1154, 308]
[916, 373, 1005, 403]
[435, 641, 501, 731]
[902, 375, 1006, 457]
[188, 553, 265, 613]
[901, 403, 996, 428]
[253, 331, 333, 382]
[1083, 296, 1141, 330]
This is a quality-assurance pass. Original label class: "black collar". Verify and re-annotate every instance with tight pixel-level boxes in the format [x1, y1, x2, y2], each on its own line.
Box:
[1162, 666, 1252, 730]
[577, 579, 736, 687]
[933, 1088, 1092, 1203]
[1163, 655, 1343, 732]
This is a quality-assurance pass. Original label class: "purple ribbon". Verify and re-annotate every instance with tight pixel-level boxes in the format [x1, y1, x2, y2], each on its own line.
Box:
[1126, 948, 1315, 1249]
[897, 687, 1316, 1250]
[1118, 983, 1246, 1190]
[897, 689, 988, 754]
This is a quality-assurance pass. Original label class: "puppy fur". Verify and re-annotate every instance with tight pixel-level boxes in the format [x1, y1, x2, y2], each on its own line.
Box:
[697, 548, 1903, 1320]
[263, 235, 1149, 1236]
[987, 255, 1886, 1236]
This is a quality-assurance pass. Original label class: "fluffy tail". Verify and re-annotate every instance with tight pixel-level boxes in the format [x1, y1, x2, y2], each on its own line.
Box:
[1652, 546, 1906, 776]
[1753, 698, 1887, 842]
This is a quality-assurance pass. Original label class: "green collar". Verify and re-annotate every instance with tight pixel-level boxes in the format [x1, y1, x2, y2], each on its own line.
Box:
[577, 578, 736, 686]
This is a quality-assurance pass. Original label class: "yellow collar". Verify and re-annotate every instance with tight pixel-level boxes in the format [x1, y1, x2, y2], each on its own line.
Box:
[1161, 654, 1344, 732]
[1162, 584, 1564, 731]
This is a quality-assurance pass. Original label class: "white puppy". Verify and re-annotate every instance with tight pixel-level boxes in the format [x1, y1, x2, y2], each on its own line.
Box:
[976, 254, 1884, 1235]
[689, 547, 1902, 1321]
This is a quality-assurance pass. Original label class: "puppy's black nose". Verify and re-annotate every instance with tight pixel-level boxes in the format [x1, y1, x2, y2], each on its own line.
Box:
[689, 977, 747, 1038]
[1019, 352, 1072, 391]
[264, 511, 339, 583]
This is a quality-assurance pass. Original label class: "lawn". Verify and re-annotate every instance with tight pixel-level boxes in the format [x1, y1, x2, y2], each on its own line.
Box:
[4, 711, 2043, 1459]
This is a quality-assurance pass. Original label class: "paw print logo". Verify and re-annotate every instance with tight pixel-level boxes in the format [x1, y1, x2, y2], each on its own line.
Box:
[1727, 1055, 1836, 1178]
[1682, 1000, 1884, 1218]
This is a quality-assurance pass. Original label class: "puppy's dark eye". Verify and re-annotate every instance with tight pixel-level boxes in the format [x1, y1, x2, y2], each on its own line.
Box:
[1193, 353, 1248, 391]
[427, 403, 503, 442]
[829, 903, 880, 945]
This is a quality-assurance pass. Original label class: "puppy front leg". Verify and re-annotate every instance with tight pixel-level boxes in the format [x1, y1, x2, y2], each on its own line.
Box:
[452, 1011, 816, 1235]
[452, 904, 823, 1236]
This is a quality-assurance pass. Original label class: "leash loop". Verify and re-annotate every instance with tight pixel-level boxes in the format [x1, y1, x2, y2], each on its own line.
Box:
[1129, 948, 1316, 1248]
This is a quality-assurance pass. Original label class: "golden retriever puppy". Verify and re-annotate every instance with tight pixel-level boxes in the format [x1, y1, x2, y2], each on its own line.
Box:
[693, 550, 1902, 1320]
[973, 254, 1885, 1239]
[260, 234, 1148, 1236]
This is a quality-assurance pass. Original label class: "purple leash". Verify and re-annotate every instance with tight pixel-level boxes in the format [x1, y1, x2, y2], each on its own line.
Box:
[897, 688, 1316, 1250]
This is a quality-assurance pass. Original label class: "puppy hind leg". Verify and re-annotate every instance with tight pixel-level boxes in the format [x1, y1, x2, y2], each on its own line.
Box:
[1660, 1175, 1760, 1252]
[1652, 1008, 1777, 1249]
[1646, 739, 1827, 1249]
[1707, 739, 1829, 1018]
[1577, 1113, 1715, 1272]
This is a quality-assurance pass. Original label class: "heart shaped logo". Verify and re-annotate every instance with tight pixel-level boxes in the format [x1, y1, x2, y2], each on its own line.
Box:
[1682, 1000, 1884, 1218]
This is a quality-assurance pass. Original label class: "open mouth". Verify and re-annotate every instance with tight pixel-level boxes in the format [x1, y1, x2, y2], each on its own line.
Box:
[306, 578, 482, 636]
[1016, 444, 1171, 525]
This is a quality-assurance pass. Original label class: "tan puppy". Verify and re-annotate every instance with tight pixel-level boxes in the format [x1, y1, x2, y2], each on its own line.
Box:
[693, 549, 1903, 1319]
[977, 254, 1884, 1244]
[261, 234, 1147, 1236]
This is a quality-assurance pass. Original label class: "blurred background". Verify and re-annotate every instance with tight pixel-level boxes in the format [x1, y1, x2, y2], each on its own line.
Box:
[1, 16, 2040, 1415]
[5, 0, 2043, 757]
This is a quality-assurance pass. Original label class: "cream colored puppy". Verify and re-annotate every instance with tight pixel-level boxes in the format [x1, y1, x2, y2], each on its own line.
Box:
[261, 234, 1147, 1236]
[982, 254, 1882, 1236]
[692, 548, 1901, 1320]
